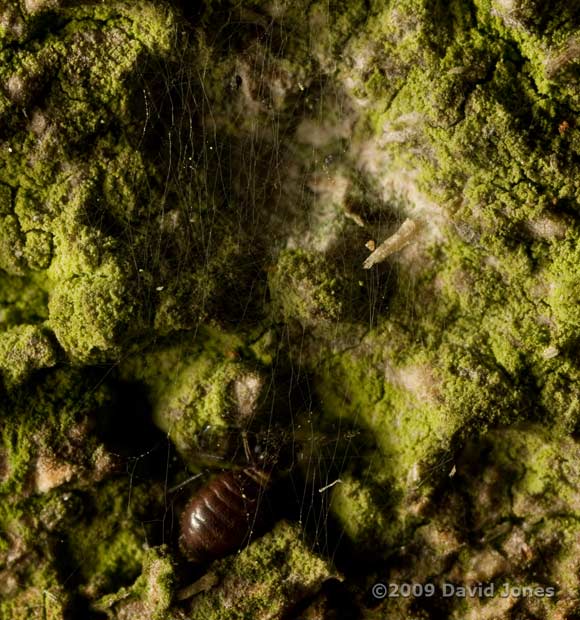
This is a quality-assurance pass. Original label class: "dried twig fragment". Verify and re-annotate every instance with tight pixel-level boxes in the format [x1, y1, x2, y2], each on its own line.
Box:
[363, 218, 418, 269]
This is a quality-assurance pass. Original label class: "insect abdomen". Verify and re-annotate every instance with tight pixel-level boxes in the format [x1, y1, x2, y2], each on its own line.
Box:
[179, 467, 270, 564]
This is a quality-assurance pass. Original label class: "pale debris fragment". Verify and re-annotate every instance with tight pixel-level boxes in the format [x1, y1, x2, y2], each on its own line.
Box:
[363, 218, 419, 269]
[35, 454, 75, 493]
[541, 346, 560, 360]
[344, 209, 365, 227]
[234, 371, 265, 419]
[318, 478, 342, 493]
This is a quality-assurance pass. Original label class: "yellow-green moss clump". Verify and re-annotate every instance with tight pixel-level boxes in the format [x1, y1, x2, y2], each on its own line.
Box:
[48, 262, 133, 363]
[326, 0, 580, 450]
[118, 326, 271, 468]
[0, 0, 249, 371]
[329, 476, 392, 551]
[94, 546, 176, 620]
[0, 367, 150, 619]
[268, 249, 344, 328]
[65, 479, 149, 598]
[0, 324, 57, 388]
[189, 521, 335, 620]
[0, 1, 176, 370]
[365, 426, 580, 619]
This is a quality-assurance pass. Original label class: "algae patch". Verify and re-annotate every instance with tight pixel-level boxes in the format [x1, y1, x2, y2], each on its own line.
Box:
[2, 0, 580, 618]
[187, 521, 336, 620]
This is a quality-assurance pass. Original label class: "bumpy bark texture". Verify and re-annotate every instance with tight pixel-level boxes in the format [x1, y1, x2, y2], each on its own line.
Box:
[2, 0, 580, 618]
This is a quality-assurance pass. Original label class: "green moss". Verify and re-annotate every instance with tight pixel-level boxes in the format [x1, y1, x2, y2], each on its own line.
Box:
[23, 229, 53, 270]
[0, 272, 48, 329]
[0, 182, 12, 215]
[0, 324, 57, 388]
[249, 329, 276, 366]
[535, 358, 580, 433]
[0, 368, 111, 497]
[507, 429, 580, 511]
[66, 479, 147, 598]
[546, 233, 580, 345]
[0, 0, 182, 370]
[269, 249, 344, 328]
[313, 341, 451, 488]
[122, 329, 255, 465]
[309, 0, 369, 56]
[151, 229, 246, 336]
[412, 231, 580, 431]
[48, 261, 133, 363]
[0, 563, 69, 620]
[94, 546, 175, 620]
[0, 214, 26, 275]
[119, 325, 280, 469]
[3, 0, 580, 614]
[0, 364, 166, 617]
[458, 426, 580, 532]
[329, 476, 390, 550]
[189, 521, 334, 620]
[354, 0, 580, 258]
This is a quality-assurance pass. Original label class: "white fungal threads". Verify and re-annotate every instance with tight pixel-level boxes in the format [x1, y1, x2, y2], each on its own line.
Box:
[363, 218, 419, 269]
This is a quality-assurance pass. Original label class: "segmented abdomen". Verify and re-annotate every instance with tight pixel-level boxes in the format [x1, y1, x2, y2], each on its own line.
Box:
[179, 467, 270, 564]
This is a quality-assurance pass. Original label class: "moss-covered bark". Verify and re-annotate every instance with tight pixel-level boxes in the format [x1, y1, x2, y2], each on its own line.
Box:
[2, 0, 580, 618]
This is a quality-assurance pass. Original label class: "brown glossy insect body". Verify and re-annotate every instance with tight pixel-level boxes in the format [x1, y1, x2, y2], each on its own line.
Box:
[179, 466, 270, 564]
